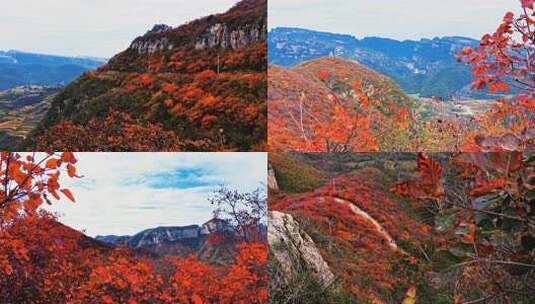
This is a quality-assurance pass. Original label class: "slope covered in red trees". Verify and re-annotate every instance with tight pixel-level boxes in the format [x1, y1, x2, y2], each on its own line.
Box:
[24, 0, 267, 152]
[270, 158, 433, 302]
[269, 152, 535, 303]
[268, 57, 413, 152]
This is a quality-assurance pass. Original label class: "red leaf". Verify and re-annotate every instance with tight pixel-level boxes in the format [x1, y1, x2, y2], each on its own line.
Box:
[60, 189, 76, 203]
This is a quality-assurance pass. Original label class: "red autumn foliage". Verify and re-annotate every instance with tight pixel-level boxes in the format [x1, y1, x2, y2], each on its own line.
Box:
[458, 0, 535, 151]
[0, 153, 268, 303]
[270, 167, 432, 301]
[31, 111, 192, 151]
[392, 153, 445, 200]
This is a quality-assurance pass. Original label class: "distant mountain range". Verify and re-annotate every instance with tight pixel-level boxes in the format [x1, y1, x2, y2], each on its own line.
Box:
[96, 219, 231, 250]
[96, 218, 243, 262]
[0, 50, 106, 90]
[268, 27, 484, 99]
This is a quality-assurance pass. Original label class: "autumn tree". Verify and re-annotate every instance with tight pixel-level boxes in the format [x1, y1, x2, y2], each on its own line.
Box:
[0, 152, 78, 222]
[0, 152, 80, 301]
[459, 0, 535, 151]
[392, 152, 535, 302]
[209, 186, 267, 242]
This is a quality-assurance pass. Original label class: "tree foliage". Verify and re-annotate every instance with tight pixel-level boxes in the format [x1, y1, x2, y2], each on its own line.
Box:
[0, 153, 268, 303]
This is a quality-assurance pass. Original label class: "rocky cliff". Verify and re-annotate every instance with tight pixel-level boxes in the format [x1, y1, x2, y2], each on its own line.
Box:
[129, 0, 266, 55]
[96, 218, 233, 256]
[269, 211, 335, 287]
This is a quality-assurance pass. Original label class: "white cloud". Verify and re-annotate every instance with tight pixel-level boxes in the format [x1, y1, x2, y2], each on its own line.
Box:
[38, 152, 267, 237]
[269, 0, 520, 40]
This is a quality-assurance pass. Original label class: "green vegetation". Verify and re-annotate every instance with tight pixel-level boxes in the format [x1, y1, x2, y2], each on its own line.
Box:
[269, 153, 328, 193]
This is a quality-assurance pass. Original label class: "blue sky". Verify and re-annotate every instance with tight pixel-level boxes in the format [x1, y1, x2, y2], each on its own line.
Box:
[0, 0, 237, 58]
[270, 0, 519, 40]
[41, 153, 267, 237]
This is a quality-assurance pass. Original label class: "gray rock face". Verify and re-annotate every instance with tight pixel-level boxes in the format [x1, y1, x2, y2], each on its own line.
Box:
[130, 37, 174, 55]
[194, 22, 266, 51]
[269, 211, 335, 287]
[128, 225, 201, 248]
[95, 218, 232, 250]
[146, 24, 172, 35]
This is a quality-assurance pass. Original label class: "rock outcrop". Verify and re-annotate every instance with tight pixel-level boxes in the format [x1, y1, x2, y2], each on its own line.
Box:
[268, 211, 335, 287]
[194, 22, 266, 51]
[129, 0, 266, 54]
[96, 218, 233, 252]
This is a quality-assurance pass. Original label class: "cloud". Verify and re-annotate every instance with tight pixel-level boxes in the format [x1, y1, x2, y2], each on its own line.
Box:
[43, 152, 267, 237]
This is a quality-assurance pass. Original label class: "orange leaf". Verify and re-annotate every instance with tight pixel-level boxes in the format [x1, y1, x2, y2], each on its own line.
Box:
[45, 158, 59, 169]
[67, 164, 79, 178]
[60, 189, 76, 203]
[61, 152, 77, 164]
[470, 178, 508, 197]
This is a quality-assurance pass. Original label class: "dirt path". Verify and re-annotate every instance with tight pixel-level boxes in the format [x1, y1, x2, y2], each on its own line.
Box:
[331, 197, 408, 254]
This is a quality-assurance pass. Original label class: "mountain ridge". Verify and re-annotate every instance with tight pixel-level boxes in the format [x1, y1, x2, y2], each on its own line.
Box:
[0, 50, 105, 90]
[268, 26, 481, 99]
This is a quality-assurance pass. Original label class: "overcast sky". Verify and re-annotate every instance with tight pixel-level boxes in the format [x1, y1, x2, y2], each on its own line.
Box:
[0, 0, 237, 58]
[39, 153, 266, 237]
[270, 0, 519, 41]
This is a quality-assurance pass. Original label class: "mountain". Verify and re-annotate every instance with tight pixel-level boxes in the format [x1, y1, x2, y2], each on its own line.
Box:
[23, 0, 267, 151]
[0, 50, 105, 90]
[96, 218, 236, 260]
[268, 27, 481, 99]
[268, 57, 413, 151]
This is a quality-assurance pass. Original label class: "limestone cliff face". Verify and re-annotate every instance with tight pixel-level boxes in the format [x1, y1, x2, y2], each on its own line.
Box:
[130, 36, 174, 55]
[129, 0, 266, 55]
[95, 218, 232, 251]
[269, 211, 335, 287]
[194, 22, 267, 51]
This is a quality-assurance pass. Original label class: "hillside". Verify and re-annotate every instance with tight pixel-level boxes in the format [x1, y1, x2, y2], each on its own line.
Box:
[268, 27, 487, 99]
[269, 153, 434, 303]
[268, 153, 535, 303]
[0, 50, 105, 90]
[1, 213, 268, 303]
[268, 57, 414, 152]
[23, 0, 267, 151]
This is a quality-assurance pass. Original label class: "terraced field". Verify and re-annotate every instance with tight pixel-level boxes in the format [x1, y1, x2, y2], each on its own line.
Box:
[0, 86, 59, 148]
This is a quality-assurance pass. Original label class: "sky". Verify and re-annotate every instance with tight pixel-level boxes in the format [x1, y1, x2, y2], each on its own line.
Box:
[270, 0, 519, 41]
[40, 153, 267, 237]
[0, 0, 237, 58]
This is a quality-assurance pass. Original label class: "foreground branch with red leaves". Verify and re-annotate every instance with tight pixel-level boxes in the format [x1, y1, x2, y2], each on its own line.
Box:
[458, 0, 535, 151]
[392, 152, 535, 303]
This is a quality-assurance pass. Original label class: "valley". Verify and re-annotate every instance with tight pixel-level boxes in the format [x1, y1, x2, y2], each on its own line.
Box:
[0, 86, 59, 149]
[413, 97, 497, 120]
